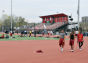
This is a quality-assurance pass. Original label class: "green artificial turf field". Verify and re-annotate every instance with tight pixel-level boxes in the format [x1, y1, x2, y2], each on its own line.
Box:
[0, 34, 70, 41]
[0, 34, 59, 41]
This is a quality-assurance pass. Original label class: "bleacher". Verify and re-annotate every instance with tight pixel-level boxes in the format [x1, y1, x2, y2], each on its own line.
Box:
[33, 21, 68, 30]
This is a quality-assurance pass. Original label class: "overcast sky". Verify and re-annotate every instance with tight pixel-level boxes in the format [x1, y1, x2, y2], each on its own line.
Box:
[0, 0, 88, 23]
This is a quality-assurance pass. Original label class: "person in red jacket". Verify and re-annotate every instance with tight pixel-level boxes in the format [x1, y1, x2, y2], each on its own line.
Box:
[0, 33, 4, 39]
[77, 31, 84, 50]
[10, 32, 13, 38]
[59, 30, 65, 52]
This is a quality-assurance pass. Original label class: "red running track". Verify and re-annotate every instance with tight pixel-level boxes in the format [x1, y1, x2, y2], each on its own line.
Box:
[0, 37, 88, 63]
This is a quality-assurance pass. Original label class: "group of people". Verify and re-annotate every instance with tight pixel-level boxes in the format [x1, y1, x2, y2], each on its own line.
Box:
[20, 30, 32, 37]
[59, 30, 84, 52]
[42, 30, 53, 37]
[0, 32, 13, 39]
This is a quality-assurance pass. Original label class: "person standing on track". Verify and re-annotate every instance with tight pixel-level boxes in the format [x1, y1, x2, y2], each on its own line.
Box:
[10, 32, 13, 38]
[69, 31, 75, 52]
[77, 31, 84, 50]
[59, 30, 65, 52]
[29, 30, 32, 37]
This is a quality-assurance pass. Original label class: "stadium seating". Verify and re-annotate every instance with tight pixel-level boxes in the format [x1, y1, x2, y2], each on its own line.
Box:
[33, 21, 68, 30]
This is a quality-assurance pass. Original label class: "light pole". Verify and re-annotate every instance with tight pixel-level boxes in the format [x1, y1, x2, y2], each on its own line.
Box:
[77, 0, 80, 30]
[11, 0, 13, 32]
[34, 23, 36, 37]
[2, 10, 5, 32]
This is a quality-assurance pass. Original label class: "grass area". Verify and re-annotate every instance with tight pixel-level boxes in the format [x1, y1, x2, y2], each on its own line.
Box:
[0, 34, 59, 41]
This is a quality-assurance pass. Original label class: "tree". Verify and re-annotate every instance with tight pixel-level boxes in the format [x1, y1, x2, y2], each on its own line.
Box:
[0, 14, 29, 31]
[0, 21, 3, 31]
[15, 16, 27, 27]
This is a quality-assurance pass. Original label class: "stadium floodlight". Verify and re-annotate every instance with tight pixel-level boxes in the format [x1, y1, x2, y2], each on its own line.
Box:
[69, 15, 73, 21]
[69, 15, 74, 31]
[70, 18, 73, 21]
[69, 16, 72, 18]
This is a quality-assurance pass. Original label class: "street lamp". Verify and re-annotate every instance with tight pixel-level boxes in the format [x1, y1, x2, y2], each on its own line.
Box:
[77, 0, 80, 30]
[11, 0, 13, 32]
[2, 10, 5, 32]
